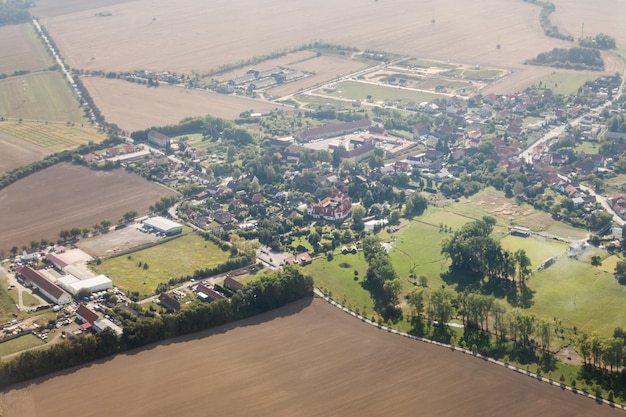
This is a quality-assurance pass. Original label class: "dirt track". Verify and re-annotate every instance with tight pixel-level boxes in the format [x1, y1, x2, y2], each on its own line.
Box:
[2, 298, 622, 417]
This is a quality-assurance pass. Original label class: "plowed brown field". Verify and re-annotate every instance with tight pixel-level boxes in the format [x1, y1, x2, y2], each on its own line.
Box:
[0, 132, 50, 174]
[2, 298, 623, 417]
[0, 163, 177, 252]
[39, 0, 556, 73]
[80, 77, 283, 132]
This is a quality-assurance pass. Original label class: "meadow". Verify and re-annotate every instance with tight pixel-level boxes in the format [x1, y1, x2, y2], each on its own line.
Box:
[330, 81, 440, 104]
[0, 334, 45, 359]
[0, 72, 85, 124]
[92, 233, 230, 297]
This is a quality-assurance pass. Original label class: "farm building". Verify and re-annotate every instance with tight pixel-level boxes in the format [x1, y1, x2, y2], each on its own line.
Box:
[285, 252, 312, 266]
[76, 304, 99, 327]
[147, 130, 171, 148]
[143, 216, 183, 235]
[16, 266, 72, 305]
[196, 283, 226, 302]
[93, 317, 123, 337]
[223, 276, 244, 292]
[56, 274, 113, 295]
[297, 119, 371, 142]
[158, 293, 180, 312]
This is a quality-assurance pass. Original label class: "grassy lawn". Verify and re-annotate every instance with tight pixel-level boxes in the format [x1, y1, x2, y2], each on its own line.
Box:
[545, 222, 589, 241]
[93, 233, 230, 297]
[574, 141, 599, 155]
[527, 256, 626, 337]
[533, 72, 597, 96]
[331, 81, 440, 104]
[416, 77, 472, 92]
[0, 72, 86, 123]
[0, 333, 45, 358]
[461, 68, 503, 81]
[0, 120, 105, 152]
[500, 235, 568, 267]
[403, 58, 457, 70]
[22, 291, 41, 308]
[307, 253, 374, 316]
[0, 285, 19, 324]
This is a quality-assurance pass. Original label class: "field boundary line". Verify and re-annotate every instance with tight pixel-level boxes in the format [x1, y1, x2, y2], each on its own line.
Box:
[313, 287, 626, 412]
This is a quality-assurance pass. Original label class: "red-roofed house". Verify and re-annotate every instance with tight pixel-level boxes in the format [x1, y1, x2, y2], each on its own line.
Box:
[307, 190, 352, 221]
[76, 304, 100, 325]
[196, 284, 226, 302]
[158, 293, 180, 311]
[223, 276, 244, 291]
[16, 266, 71, 305]
[285, 252, 313, 266]
[46, 253, 68, 270]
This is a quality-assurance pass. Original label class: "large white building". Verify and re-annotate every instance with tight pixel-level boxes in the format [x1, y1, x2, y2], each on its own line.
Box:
[57, 274, 113, 295]
[143, 216, 183, 235]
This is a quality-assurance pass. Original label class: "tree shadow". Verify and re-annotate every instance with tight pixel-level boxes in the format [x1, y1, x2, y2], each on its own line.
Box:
[440, 270, 482, 292]
[507, 285, 535, 308]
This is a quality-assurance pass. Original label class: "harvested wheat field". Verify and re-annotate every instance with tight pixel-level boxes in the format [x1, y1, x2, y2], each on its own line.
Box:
[0, 132, 50, 174]
[0, 163, 177, 252]
[551, 0, 626, 47]
[0, 23, 52, 75]
[39, 0, 558, 74]
[81, 77, 283, 132]
[2, 298, 622, 417]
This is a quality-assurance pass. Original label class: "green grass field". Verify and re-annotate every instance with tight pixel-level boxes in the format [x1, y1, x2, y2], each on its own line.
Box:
[21, 291, 41, 308]
[500, 235, 568, 267]
[0, 71, 86, 123]
[307, 252, 374, 316]
[331, 81, 440, 104]
[574, 141, 599, 155]
[534, 72, 597, 96]
[93, 233, 230, 297]
[528, 256, 626, 336]
[0, 120, 106, 152]
[461, 68, 503, 81]
[416, 77, 472, 92]
[403, 58, 457, 70]
[0, 333, 45, 358]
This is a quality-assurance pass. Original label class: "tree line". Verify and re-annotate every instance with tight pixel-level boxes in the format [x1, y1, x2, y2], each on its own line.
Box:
[0, 266, 313, 388]
[0, 0, 31, 27]
[441, 217, 532, 285]
[526, 47, 604, 71]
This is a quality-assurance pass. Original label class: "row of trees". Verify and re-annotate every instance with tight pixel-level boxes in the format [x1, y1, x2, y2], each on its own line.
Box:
[405, 287, 553, 352]
[441, 217, 532, 285]
[527, 47, 604, 71]
[0, 0, 31, 27]
[0, 266, 313, 388]
[362, 235, 402, 318]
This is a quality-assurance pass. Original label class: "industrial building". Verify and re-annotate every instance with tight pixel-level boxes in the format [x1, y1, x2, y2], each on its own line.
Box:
[16, 265, 72, 305]
[142, 216, 183, 235]
[56, 274, 113, 295]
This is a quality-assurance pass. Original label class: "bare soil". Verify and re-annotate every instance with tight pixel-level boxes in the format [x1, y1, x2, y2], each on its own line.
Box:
[0, 163, 177, 253]
[0, 132, 50, 174]
[1, 298, 622, 417]
[0, 23, 51, 75]
[39, 0, 558, 74]
[80, 77, 283, 132]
